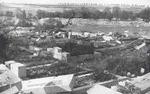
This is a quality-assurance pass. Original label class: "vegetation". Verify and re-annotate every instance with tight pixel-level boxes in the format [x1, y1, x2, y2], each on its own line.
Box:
[26, 63, 83, 78]
[0, 6, 150, 23]
[35, 6, 150, 22]
[138, 7, 150, 22]
[0, 33, 9, 63]
[0, 5, 150, 22]
[58, 41, 94, 56]
[105, 54, 149, 76]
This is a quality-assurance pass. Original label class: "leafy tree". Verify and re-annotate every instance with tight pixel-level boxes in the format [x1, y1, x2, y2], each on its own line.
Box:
[0, 11, 4, 16]
[36, 18, 63, 33]
[138, 7, 150, 22]
[0, 33, 9, 63]
[112, 7, 121, 20]
[62, 10, 75, 18]
[128, 11, 136, 21]
[120, 10, 130, 20]
[27, 13, 33, 19]
[36, 10, 47, 19]
[80, 7, 91, 18]
[0, 19, 12, 63]
[15, 9, 32, 27]
[103, 7, 113, 20]
[16, 9, 27, 19]
[5, 11, 13, 17]
[90, 9, 101, 19]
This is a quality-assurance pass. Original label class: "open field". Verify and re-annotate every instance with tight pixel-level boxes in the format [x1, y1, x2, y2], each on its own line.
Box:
[67, 24, 150, 33]
[62, 19, 150, 34]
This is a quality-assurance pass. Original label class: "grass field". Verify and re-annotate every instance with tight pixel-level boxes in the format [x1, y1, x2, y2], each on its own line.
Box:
[65, 19, 150, 34]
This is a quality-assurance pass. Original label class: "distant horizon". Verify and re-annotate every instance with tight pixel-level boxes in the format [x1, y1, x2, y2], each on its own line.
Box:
[0, 2, 148, 7]
[0, 0, 150, 6]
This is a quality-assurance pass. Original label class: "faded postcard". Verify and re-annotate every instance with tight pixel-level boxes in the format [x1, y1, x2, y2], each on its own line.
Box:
[0, 0, 150, 94]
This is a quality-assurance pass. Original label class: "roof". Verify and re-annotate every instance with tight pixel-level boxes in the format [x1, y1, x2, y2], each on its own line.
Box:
[5, 60, 16, 65]
[0, 64, 21, 87]
[0, 64, 9, 72]
[87, 84, 122, 94]
[22, 74, 74, 94]
[5, 60, 24, 67]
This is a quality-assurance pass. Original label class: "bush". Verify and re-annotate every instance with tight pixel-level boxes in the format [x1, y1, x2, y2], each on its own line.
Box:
[105, 55, 148, 76]
[60, 42, 94, 56]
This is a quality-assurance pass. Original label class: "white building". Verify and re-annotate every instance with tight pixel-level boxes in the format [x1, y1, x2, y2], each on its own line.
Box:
[0, 64, 22, 94]
[5, 61, 26, 78]
[53, 47, 70, 61]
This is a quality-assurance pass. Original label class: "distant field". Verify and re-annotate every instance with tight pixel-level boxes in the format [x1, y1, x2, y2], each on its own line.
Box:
[64, 19, 150, 34]
[67, 24, 150, 33]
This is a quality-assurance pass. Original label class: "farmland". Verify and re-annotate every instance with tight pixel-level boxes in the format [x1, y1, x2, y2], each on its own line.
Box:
[65, 19, 150, 33]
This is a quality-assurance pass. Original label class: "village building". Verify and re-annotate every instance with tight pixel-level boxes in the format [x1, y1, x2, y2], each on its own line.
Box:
[0, 64, 22, 94]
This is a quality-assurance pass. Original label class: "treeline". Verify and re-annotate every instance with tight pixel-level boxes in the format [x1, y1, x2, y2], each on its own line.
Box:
[1, 6, 150, 22]
[0, 11, 14, 17]
[36, 7, 150, 22]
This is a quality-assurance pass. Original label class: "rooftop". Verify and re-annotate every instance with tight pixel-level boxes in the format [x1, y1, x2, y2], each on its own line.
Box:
[0, 64, 21, 87]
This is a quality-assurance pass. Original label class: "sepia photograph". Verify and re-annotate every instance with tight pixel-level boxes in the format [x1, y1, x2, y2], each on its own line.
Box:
[0, 0, 150, 94]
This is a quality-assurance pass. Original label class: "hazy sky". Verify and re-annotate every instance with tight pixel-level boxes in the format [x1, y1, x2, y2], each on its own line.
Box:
[1, 0, 150, 5]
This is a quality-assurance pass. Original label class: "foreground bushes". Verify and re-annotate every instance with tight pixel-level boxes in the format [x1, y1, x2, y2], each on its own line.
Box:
[105, 55, 149, 76]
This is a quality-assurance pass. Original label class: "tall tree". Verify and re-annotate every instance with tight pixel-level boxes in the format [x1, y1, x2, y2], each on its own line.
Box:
[103, 7, 113, 20]
[112, 6, 121, 20]
[120, 10, 129, 20]
[138, 7, 150, 22]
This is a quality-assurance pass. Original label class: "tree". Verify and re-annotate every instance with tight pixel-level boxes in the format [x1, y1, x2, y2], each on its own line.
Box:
[15, 9, 32, 27]
[0, 19, 12, 63]
[112, 7, 121, 20]
[120, 10, 129, 20]
[0, 11, 4, 16]
[138, 7, 150, 22]
[16, 9, 27, 19]
[62, 10, 75, 18]
[128, 11, 136, 21]
[27, 13, 33, 18]
[36, 10, 47, 19]
[80, 7, 91, 18]
[0, 33, 9, 63]
[22, 10, 26, 19]
[36, 18, 63, 33]
[89, 8, 101, 19]
[5, 11, 13, 17]
[103, 7, 113, 20]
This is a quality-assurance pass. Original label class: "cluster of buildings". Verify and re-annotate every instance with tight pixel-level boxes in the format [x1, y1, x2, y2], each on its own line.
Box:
[1, 14, 150, 94]
[1, 61, 150, 94]
[0, 61, 75, 94]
